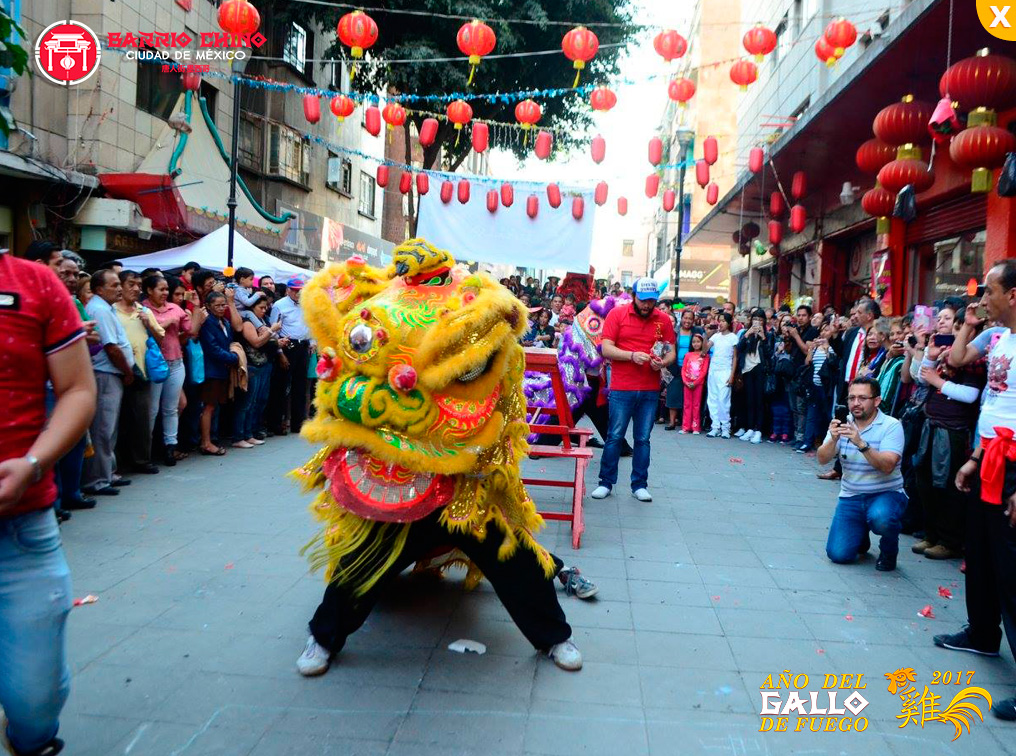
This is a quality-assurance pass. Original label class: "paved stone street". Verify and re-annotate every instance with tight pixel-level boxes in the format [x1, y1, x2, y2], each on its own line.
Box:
[57, 428, 1015, 755]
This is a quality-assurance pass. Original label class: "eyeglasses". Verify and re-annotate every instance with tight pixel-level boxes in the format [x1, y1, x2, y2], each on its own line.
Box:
[846, 395, 875, 403]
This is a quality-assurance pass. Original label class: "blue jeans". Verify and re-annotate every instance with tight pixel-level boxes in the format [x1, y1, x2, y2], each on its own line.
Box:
[234, 363, 271, 441]
[0, 509, 72, 753]
[826, 490, 908, 563]
[598, 389, 658, 491]
[55, 435, 87, 508]
[803, 383, 830, 448]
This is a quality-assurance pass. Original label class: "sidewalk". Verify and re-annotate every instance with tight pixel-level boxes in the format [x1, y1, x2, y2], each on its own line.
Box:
[56, 429, 1013, 755]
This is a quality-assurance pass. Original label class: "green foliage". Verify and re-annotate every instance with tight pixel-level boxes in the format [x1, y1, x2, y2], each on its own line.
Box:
[274, 0, 638, 167]
[0, 7, 29, 138]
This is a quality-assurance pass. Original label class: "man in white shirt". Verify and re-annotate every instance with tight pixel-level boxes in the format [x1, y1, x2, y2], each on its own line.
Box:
[269, 277, 311, 434]
[935, 259, 1016, 722]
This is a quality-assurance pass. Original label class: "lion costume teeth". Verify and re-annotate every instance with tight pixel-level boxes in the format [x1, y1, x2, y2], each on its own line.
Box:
[291, 238, 554, 594]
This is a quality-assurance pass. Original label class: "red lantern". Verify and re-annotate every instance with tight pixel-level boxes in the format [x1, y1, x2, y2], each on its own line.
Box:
[617, 197, 628, 216]
[950, 112, 1016, 192]
[748, 147, 764, 173]
[458, 179, 471, 204]
[730, 60, 759, 91]
[364, 106, 381, 136]
[706, 183, 719, 205]
[649, 137, 663, 166]
[218, 0, 261, 38]
[861, 185, 896, 234]
[337, 10, 378, 61]
[662, 189, 676, 212]
[527, 195, 539, 219]
[446, 99, 473, 131]
[500, 183, 514, 207]
[535, 131, 553, 160]
[471, 122, 489, 153]
[572, 195, 585, 220]
[562, 26, 599, 87]
[330, 95, 355, 121]
[695, 160, 709, 188]
[743, 23, 777, 62]
[668, 77, 696, 106]
[547, 183, 562, 208]
[398, 172, 412, 195]
[703, 136, 718, 165]
[514, 99, 542, 130]
[824, 17, 857, 57]
[591, 134, 606, 164]
[768, 220, 784, 245]
[873, 96, 933, 147]
[940, 51, 1016, 111]
[590, 87, 617, 112]
[440, 180, 454, 204]
[376, 165, 389, 188]
[382, 103, 406, 131]
[456, 20, 497, 86]
[416, 173, 430, 195]
[878, 145, 935, 194]
[183, 71, 202, 92]
[645, 174, 660, 198]
[595, 181, 608, 206]
[814, 36, 839, 67]
[653, 30, 688, 62]
[789, 204, 807, 233]
[791, 171, 807, 200]
[770, 191, 786, 218]
[855, 138, 896, 174]
[486, 189, 499, 213]
[419, 118, 439, 147]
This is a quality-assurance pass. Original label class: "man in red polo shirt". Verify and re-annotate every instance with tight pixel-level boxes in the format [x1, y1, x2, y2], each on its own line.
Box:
[591, 278, 675, 503]
[0, 251, 96, 756]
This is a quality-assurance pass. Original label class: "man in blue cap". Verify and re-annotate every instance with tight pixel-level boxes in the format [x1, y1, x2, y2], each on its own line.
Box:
[591, 278, 676, 503]
[268, 277, 311, 434]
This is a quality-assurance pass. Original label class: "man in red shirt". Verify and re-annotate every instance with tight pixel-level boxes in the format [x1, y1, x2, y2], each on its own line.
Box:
[0, 251, 96, 756]
[591, 278, 676, 503]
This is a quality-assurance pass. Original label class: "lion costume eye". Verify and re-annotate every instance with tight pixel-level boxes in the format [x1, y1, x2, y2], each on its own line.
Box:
[457, 357, 491, 383]
[349, 323, 374, 353]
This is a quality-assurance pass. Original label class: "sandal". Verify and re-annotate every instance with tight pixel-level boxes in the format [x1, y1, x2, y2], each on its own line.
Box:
[664, 424, 677, 431]
[200, 446, 226, 456]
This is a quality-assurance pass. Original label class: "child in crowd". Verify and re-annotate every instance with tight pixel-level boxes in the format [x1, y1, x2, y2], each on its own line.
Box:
[231, 267, 260, 312]
[681, 333, 709, 434]
[559, 294, 577, 325]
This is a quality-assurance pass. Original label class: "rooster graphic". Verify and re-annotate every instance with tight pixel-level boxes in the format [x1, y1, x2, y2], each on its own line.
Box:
[988, 353, 1011, 394]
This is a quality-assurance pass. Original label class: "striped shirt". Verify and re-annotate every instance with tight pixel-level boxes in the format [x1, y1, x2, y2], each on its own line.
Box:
[812, 347, 829, 385]
[823, 410, 905, 496]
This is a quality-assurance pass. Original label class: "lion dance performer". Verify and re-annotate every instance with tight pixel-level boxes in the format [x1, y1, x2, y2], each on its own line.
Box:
[292, 239, 586, 676]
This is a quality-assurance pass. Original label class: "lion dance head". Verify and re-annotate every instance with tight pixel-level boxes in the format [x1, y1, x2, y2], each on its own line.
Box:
[292, 239, 553, 593]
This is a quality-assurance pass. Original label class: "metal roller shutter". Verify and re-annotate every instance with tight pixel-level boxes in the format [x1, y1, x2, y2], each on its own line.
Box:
[905, 194, 987, 244]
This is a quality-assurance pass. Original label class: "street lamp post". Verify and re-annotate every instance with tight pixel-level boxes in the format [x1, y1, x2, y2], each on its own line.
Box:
[226, 56, 248, 270]
[670, 129, 695, 303]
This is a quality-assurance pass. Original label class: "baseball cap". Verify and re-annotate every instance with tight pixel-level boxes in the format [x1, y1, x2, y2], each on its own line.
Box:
[633, 278, 664, 301]
[286, 277, 307, 290]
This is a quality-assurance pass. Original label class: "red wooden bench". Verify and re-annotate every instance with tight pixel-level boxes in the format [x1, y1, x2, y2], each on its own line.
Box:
[523, 347, 592, 549]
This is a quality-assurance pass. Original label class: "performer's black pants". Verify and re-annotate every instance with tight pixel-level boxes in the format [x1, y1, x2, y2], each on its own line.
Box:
[309, 511, 572, 654]
[963, 486, 1016, 658]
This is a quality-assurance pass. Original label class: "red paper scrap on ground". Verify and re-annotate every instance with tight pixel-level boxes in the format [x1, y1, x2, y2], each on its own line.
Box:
[224, 562, 235, 570]
[937, 586, 953, 599]
[729, 457, 743, 464]
[73, 595, 98, 607]
[918, 605, 935, 618]
[844, 614, 854, 621]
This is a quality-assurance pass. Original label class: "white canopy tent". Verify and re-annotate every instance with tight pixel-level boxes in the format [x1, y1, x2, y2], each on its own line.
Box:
[121, 225, 311, 280]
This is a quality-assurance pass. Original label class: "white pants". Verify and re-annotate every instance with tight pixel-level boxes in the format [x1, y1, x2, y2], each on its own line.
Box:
[707, 368, 732, 433]
[149, 358, 186, 446]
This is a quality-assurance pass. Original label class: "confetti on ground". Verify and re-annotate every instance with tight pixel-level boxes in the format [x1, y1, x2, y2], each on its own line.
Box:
[711, 595, 721, 601]
[937, 586, 953, 599]
[73, 595, 99, 607]
[816, 648, 825, 655]
[224, 562, 235, 570]
[918, 605, 935, 619]
[448, 639, 486, 655]
[844, 614, 854, 621]
[538, 468, 546, 473]
[728, 457, 743, 464]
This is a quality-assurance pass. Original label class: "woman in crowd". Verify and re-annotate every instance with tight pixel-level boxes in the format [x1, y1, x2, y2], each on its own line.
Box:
[734, 308, 773, 444]
[142, 274, 203, 466]
[706, 312, 738, 438]
[857, 318, 890, 379]
[233, 292, 283, 449]
[910, 305, 984, 560]
[875, 318, 908, 417]
[198, 291, 239, 456]
[664, 309, 700, 430]
[798, 318, 839, 453]
[768, 316, 796, 443]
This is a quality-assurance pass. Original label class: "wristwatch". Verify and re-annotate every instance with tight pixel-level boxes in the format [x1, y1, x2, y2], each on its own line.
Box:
[857, 443, 871, 454]
[25, 454, 42, 483]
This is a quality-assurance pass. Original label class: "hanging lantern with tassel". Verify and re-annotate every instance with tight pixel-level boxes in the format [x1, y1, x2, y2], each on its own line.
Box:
[590, 86, 617, 112]
[743, 23, 777, 62]
[823, 17, 857, 57]
[337, 10, 378, 77]
[668, 77, 697, 107]
[730, 59, 759, 91]
[562, 26, 599, 87]
[862, 185, 896, 234]
[330, 95, 355, 122]
[514, 99, 542, 145]
[653, 30, 688, 63]
[218, 0, 261, 41]
[446, 99, 473, 146]
[456, 20, 496, 86]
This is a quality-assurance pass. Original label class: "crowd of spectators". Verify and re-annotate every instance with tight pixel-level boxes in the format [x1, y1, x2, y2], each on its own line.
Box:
[25, 240, 312, 524]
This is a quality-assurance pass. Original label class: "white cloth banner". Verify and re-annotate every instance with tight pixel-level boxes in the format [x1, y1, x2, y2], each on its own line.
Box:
[416, 186, 595, 271]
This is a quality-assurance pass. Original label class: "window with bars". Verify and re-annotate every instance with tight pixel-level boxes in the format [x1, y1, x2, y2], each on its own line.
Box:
[282, 23, 307, 71]
[326, 152, 353, 195]
[358, 171, 376, 217]
[267, 122, 311, 185]
[238, 114, 265, 172]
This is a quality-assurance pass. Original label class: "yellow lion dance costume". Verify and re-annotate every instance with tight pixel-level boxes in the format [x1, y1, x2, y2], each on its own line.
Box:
[292, 238, 581, 674]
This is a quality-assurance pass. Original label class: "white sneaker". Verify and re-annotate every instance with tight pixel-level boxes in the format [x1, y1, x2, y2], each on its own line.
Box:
[721, 430, 731, 439]
[705, 429, 719, 438]
[750, 430, 763, 444]
[740, 429, 754, 441]
[591, 485, 612, 500]
[692, 431, 700, 435]
[677, 429, 686, 434]
[632, 488, 652, 502]
[548, 639, 583, 671]
[734, 428, 747, 438]
[297, 635, 331, 676]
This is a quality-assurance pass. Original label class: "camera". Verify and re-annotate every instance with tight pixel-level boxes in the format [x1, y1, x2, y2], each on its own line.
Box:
[907, 335, 918, 348]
